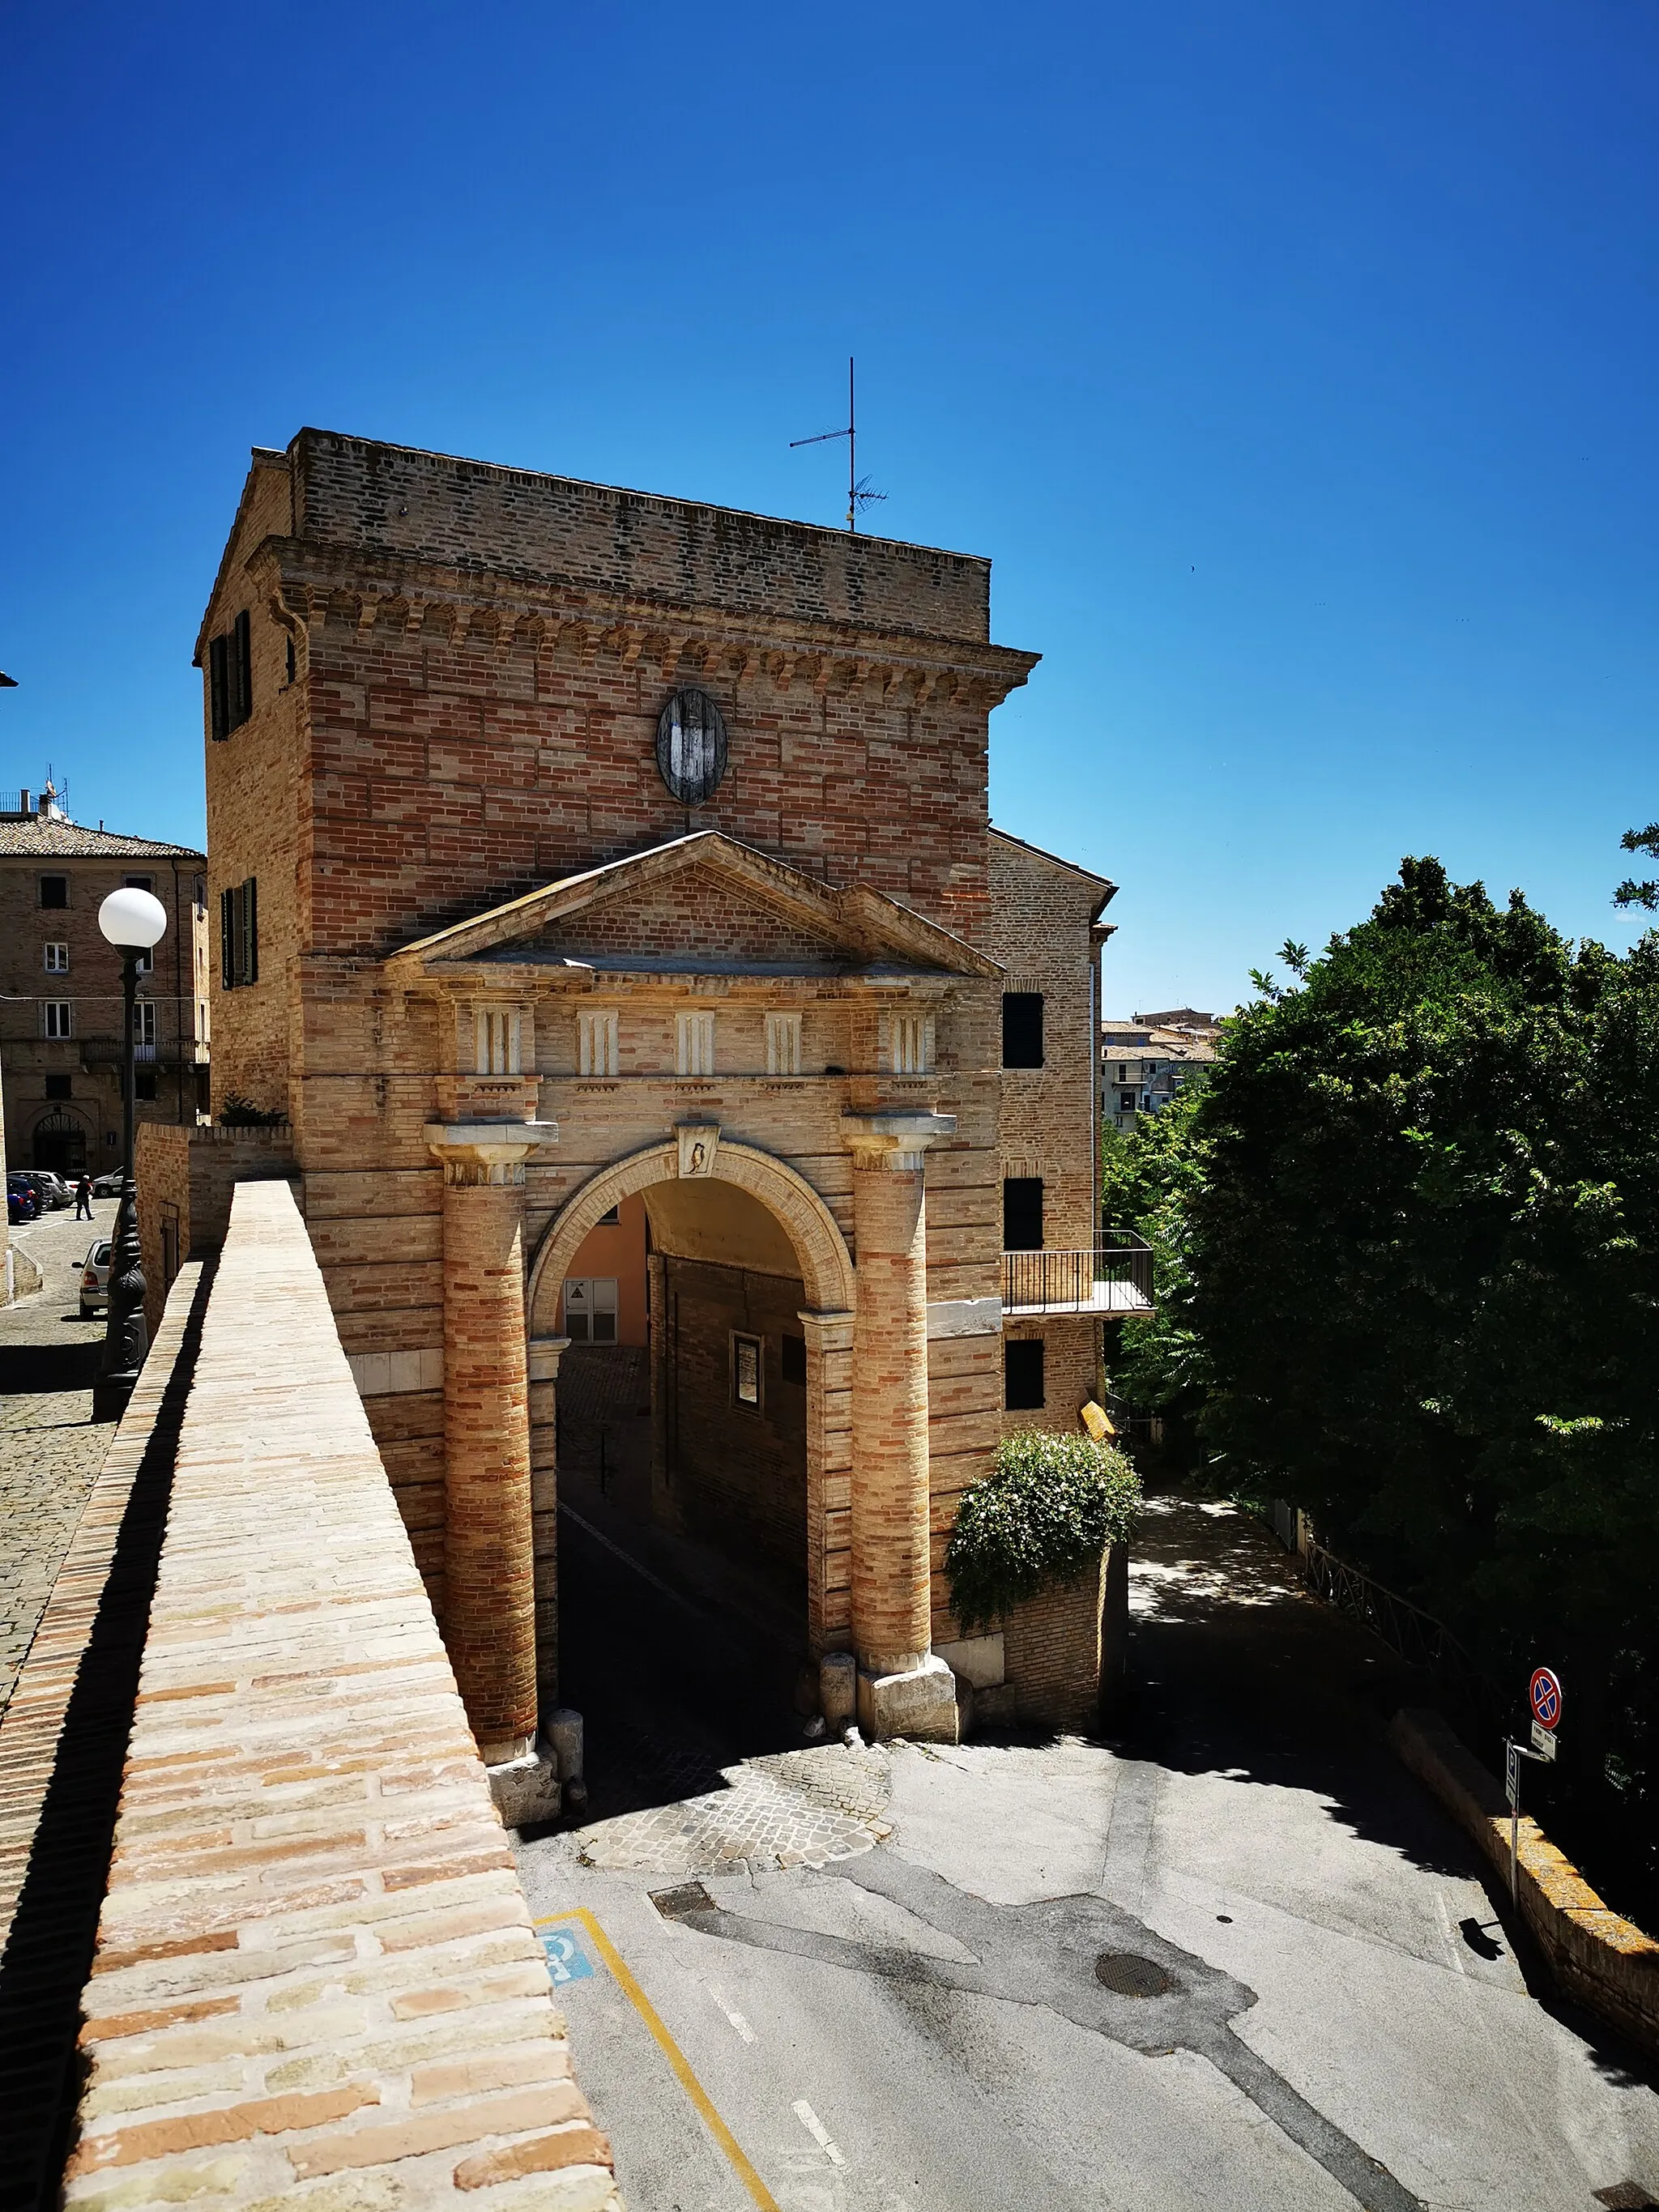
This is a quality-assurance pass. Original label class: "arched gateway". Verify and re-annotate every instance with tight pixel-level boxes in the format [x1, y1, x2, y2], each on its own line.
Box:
[523, 1136, 856, 1700]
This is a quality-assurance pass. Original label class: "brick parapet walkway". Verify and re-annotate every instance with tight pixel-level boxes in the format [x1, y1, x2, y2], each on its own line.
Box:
[59, 1181, 619, 2210]
[0, 1259, 207, 2210]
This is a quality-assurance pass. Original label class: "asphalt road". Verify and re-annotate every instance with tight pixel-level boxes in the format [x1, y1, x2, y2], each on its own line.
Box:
[518, 1492, 1659, 2212]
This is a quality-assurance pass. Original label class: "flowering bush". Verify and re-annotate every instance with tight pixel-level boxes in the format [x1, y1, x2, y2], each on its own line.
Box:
[945, 1429, 1141, 1635]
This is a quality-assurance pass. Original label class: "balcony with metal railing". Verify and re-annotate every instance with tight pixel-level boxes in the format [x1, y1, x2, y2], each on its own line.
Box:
[1000, 1235, 1154, 1317]
[78, 1036, 207, 1069]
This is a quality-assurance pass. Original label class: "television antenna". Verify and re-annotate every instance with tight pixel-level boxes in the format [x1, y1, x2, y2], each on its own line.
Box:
[791, 356, 886, 532]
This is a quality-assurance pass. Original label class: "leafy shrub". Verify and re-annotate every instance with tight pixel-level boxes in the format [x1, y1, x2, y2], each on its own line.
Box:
[945, 1430, 1142, 1634]
[217, 1093, 288, 1128]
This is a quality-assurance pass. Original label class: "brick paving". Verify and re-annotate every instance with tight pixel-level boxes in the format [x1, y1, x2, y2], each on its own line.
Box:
[570, 1740, 893, 1876]
[0, 1200, 118, 1720]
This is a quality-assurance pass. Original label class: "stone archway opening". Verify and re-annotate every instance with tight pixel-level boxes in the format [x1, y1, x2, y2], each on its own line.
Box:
[527, 1141, 855, 1807]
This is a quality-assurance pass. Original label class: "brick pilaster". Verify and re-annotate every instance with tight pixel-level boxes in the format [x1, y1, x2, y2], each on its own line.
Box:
[843, 1112, 953, 1675]
[429, 1120, 554, 1763]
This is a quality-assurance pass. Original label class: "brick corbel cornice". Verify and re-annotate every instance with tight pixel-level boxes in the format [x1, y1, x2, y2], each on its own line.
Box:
[243, 537, 1041, 710]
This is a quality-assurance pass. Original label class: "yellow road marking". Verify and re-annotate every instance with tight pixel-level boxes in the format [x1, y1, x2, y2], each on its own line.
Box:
[536, 1907, 781, 2212]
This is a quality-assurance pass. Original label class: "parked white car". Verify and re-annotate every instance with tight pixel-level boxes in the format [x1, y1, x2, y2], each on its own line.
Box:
[76, 1237, 113, 1319]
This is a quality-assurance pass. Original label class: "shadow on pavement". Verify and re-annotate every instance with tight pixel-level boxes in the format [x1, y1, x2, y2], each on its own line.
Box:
[0, 1341, 102, 1396]
[556, 1476, 804, 1826]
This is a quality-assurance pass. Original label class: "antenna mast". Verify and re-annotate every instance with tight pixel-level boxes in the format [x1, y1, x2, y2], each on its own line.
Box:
[791, 356, 886, 532]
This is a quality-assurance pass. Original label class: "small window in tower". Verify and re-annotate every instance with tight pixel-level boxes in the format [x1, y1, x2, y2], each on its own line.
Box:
[732, 1332, 762, 1409]
[209, 610, 253, 739]
[1005, 1337, 1045, 1411]
[42, 1000, 73, 1039]
[1002, 992, 1044, 1068]
[44, 942, 68, 973]
[1003, 1176, 1044, 1252]
[39, 874, 68, 910]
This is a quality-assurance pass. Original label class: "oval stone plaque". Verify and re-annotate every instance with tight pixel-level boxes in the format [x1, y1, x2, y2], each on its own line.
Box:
[656, 688, 729, 807]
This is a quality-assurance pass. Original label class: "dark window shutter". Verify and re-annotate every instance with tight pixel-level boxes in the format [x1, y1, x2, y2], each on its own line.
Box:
[220, 887, 236, 984]
[210, 636, 228, 740]
[241, 876, 258, 986]
[1003, 1177, 1044, 1252]
[1004, 1338, 1045, 1410]
[1001, 992, 1044, 1068]
[232, 610, 252, 727]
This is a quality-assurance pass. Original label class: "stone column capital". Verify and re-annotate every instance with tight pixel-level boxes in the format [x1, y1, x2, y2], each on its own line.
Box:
[796, 1308, 855, 1353]
[527, 1335, 572, 1383]
[841, 1110, 956, 1171]
[425, 1119, 558, 1187]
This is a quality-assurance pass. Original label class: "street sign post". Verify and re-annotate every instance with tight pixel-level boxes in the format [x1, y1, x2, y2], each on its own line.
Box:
[1529, 1668, 1563, 1733]
[1506, 1669, 1562, 1902]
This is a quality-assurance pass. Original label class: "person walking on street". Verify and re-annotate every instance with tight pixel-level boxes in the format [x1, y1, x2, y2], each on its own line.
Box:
[75, 1174, 93, 1220]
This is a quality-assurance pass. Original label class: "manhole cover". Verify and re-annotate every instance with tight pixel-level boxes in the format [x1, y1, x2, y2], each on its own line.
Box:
[1095, 1950, 1175, 1997]
[650, 1881, 716, 1923]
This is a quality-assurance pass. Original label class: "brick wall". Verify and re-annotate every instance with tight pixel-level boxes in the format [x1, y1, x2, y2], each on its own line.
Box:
[290, 429, 994, 643]
[200, 450, 306, 1115]
[663, 1255, 808, 1583]
[1001, 1553, 1112, 1733]
[62, 1178, 616, 2208]
[136, 1120, 296, 1337]
[984, 829, 1107, 1255]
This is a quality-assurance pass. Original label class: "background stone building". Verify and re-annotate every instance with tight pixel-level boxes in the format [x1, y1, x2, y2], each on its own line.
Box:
[0, 783, 208, 1178]
[175, 429, 1125, 1782]
[1101, 1009, 1220, 1131]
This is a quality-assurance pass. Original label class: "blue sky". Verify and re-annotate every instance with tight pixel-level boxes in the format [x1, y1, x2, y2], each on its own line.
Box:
[3, 1, 1655, 1013]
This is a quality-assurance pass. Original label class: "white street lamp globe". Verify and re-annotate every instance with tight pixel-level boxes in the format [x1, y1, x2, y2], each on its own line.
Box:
[98, 885, 168, 952]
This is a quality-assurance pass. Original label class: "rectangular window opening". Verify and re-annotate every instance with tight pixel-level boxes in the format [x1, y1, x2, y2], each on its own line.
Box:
[39, 875, 68, 910]
[44, 942, 68, 973]
[43, 1000, 73, 1039]
[1005, 1337, 1045, 1411]
[780, 1333, 807, 1387]
[732, 1332, 762, 1409]
[1002, 992, 1044, 1068]
[1003, 1176, 1044, 1252]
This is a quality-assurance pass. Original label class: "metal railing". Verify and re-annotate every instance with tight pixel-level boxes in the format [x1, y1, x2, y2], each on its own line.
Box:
[1302, 1536, 1501, 1731]
[1000, 1238, 1154, 1312]
[78, 1036, 197, 1068]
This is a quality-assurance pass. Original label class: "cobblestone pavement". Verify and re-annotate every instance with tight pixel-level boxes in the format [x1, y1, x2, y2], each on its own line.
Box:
[569, 1740, 893, 1875]
[0, 1200, 119, 1717]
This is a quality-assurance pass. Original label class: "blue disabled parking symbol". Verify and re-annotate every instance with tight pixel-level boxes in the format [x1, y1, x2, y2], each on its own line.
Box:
[542, 1927, 596, 1984]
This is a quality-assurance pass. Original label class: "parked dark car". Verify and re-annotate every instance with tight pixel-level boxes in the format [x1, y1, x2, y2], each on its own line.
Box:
[6, 1174, 40, 1223]
[15, 1170, 69, 1211]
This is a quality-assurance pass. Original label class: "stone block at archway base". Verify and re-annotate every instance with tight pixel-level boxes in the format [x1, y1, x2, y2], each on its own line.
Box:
[857, 1654, 959, 1745]
[487, 1743, 561, 1829]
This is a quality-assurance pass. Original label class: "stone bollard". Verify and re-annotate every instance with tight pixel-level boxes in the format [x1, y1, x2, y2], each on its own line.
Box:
[820, 1651, 857, 1729]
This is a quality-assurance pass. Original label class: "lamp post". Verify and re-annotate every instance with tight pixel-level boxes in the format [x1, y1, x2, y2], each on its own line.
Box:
[92, 885, 168, 1423]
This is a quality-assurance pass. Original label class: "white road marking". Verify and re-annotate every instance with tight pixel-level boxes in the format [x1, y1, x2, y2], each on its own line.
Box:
[706, 1981, 756, 2044]
[1435, 1889, 1469, 1975]
[793, 2097, 847, 2167]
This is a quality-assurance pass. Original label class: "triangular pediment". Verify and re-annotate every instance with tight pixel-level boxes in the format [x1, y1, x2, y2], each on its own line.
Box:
[385, 832, 1000, 981]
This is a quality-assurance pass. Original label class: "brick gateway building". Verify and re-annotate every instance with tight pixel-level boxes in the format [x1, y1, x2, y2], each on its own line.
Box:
[175, 431, 1128, 1805]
